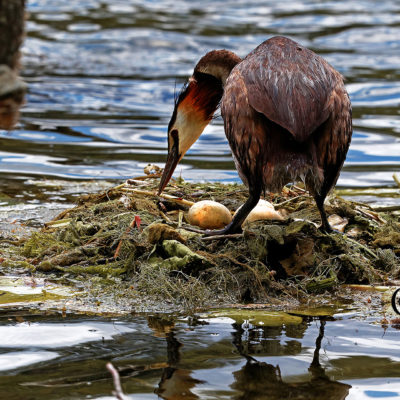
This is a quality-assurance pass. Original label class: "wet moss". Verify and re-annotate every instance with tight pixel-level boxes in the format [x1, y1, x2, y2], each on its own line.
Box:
[57, 262, 127, 277]
[135, 261, 213, 313]
[144, 222, 186, 244]
[336, 254, 376, 283]
[205, 309, 303, 326]
[374, 249, 400, 276]
[373, 229, 400, 250]
[22, 232, 70, 258]
[1, 259, 35, 270]
[1, 177, 399, 313]
[0, 290, 65, 305]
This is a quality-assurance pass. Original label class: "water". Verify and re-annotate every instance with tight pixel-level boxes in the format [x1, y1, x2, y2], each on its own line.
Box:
[1, 0, 399, 200]
[0, 308, 399, 400]
[1, 1, 400, 398]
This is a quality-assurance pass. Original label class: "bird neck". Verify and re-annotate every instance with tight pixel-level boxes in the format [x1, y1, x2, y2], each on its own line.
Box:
[168, 50, 241, 155]
[194, 49, 242, 86]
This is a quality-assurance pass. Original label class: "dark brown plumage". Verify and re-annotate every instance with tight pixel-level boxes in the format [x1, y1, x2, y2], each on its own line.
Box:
[159, 36, 352, 234]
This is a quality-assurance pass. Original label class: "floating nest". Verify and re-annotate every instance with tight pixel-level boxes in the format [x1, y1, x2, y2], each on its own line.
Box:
[1, 168, 400, 313]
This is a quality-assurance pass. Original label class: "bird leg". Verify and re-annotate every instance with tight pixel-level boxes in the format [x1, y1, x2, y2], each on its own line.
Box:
[315, 195, 332, 233]
[187, 188, 261, 237]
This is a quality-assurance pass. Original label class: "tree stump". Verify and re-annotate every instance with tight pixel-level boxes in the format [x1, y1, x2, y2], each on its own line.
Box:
[0, 0, 26, 130]
[0, 0, 25, 70]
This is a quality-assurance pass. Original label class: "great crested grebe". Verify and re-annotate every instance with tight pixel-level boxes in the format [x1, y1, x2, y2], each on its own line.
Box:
[158, 36, 352, 234]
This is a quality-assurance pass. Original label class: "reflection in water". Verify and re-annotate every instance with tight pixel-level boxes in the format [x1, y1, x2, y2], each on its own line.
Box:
[230, 319, 350, 400]
[148, 316, 352, 400]
[0, 1, 27, 130]
[150, 316, 204, 400]
[0, 312, 399, 398]
[156, 332, 203, 400]
[0, 66, 26, 130]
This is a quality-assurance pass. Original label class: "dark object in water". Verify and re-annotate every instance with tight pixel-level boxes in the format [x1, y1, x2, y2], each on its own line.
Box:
[0, 0, 27, 130]
[392, 288, 400, 315]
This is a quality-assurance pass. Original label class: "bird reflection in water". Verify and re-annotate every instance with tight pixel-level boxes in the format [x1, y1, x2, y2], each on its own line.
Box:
[0, 66, 26, 130]
[231, 319, 351, 400]
[151, 316, 350, 400]
[148, 316, 204, 400]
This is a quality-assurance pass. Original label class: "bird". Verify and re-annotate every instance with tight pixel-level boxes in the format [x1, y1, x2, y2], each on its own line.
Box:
[158, 36, 352, 235]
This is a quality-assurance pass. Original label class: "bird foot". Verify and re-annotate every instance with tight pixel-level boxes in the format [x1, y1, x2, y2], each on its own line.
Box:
[319, 223, 343, 235]
[319, 224, 332, 234]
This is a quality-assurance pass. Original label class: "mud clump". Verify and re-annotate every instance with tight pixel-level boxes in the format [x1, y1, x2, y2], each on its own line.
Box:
[1, 177, 399, 313]
[144, 223, 186, 244]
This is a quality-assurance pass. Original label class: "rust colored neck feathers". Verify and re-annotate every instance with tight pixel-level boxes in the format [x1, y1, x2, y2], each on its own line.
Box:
[181, 74, 222, 123]
[184, 50, 241, 121]
[169, 50, 241, 133]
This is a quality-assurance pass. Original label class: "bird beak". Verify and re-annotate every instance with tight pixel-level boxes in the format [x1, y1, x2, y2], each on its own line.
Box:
[158, 135, 180, 195]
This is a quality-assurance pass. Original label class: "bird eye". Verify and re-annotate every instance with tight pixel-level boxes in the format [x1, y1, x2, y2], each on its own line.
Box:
[170, 129, 178, 139]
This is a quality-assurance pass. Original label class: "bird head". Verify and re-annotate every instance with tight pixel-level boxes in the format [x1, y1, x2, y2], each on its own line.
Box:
[158, 50, 241, 195]
[158, 73, 223, 194]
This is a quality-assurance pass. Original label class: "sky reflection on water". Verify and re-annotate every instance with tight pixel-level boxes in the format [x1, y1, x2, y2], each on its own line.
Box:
[0, 310, 399, 399]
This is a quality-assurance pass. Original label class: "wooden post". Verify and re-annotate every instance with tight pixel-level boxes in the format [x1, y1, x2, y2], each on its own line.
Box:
[0, 0, 26, 130]
[0, 0, 25, 70]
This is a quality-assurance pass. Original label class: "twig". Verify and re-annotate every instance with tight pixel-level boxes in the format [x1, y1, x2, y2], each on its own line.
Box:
[159, 211, 172, 223]
[274, 195, 308, 209]
[84, 226, 104, 245]
[292, 185, 307, 193]
[106, 362, 130, 400]
[372, 205, 400, 212]
[45, 207, 74, 224]
[114, 216, 140, 259]
[393, 173, 400, 188]
[121, 187, 195, 207]
[45, 218, 72, 227]
[126, 173, 161, 182]
[344, 236, 378, 259]
[178, 210, 184, 227]
[202, 233, 243, 241]
[111, 183, 127, 191]
[356, 207, 386, 223]
[214, 252, 266, 294]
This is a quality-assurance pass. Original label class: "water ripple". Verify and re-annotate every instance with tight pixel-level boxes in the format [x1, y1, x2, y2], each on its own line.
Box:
[0, 0, 399, 198]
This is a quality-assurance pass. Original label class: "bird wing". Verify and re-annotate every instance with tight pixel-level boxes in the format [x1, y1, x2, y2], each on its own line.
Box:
[238, 36, 342, 142]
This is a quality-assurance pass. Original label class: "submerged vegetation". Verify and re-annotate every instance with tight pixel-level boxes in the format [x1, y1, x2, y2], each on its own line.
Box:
[1, 169, 399, 313]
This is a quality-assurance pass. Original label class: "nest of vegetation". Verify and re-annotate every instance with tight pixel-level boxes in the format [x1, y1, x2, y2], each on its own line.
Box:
[1, 168, 400, 313]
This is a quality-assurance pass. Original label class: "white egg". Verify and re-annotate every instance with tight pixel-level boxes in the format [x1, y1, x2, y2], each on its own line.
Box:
[236, 199, 283, 226]
[188, 200, 232, 229]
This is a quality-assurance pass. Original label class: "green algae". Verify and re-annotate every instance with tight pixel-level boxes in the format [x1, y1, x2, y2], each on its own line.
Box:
[1, 260, 35, 270]
[0, 290, 64, 305]
[305, 276, 338, 294]
[163, 239, 207, 263]
[205, 309, 303, 326]
[287, 306, 341, 317]
[22, 231, 71, 258]
[57, 263, 127, 277]
[0, 276, 77, 305]
[143, 222, 187, 244]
